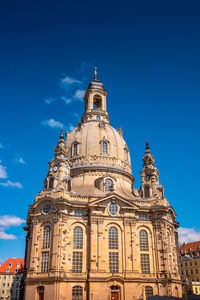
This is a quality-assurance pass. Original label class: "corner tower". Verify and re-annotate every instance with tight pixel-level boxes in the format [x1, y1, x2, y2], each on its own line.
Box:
[24, 71, 182, 300]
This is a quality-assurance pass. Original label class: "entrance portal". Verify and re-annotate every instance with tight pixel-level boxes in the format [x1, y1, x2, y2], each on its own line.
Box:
[110, 285, 120, 300]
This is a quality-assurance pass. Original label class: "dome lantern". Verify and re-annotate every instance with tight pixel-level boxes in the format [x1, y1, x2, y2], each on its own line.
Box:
[81, 68, 110, 123]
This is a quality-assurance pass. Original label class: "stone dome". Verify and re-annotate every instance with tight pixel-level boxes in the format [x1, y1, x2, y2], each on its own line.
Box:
[65, 120, 132, 175]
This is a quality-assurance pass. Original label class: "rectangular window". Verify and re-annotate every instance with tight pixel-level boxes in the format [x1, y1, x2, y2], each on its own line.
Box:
[181, 271, 184, 275]
[17, 263, 20, 267]
[72, 252, 82, 273]
[185, 263, 187, 267]
[196, 269, 198, 274]
[74, 209, 84, 216]
[109, 252, 119, 273]
[191, 269, 193, 274]
[186, 270, 188, 275]
[141, 254, 150, 274]
[138, 214, 147, 220]
[6, 268, 9, 273]
[181, 263, 183, 267]
[195, 261, 198, 265]
[190, 262, 192, 266]
[41, 251, 49, 273]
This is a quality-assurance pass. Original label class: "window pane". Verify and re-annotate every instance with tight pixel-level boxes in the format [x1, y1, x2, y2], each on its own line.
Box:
[73, 143, 78, 156]
[109, 227, 118, 249]
[43, 226, 51, 248]
[105, 179, 113, 192]
[102, 141, 108, 154]
[41, 251, 49, 273]
[145, 286, 153, 297]
[141, 254, 150, 274]
[139, 214, 147, 220]
[108, 202, 118, 215]
[72, 285, 83, 300]
[73, 227, 83, 249]
[139, 230, 149, 251]
[72, 252, 83, 273]
[109, 252, 119, 273]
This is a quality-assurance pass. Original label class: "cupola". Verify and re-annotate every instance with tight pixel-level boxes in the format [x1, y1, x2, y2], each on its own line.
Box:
[81, 68, 109, 123]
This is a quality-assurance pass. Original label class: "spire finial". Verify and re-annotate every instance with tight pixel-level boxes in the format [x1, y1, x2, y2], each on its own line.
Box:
[60, 129, 64, 140]
[145, 141, 150, 150]
[94, 67, 97, 80]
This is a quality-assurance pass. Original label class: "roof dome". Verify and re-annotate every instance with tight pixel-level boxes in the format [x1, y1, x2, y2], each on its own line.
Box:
[65, 120, 132, 174]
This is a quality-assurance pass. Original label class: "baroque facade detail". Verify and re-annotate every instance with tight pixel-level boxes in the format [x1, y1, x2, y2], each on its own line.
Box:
[24, 72, 182, 300]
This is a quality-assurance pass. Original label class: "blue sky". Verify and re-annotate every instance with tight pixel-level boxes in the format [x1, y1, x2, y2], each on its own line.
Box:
[0, 0, 200, 262]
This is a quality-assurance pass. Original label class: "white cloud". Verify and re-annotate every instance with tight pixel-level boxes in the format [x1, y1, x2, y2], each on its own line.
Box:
[73, 89, 85, 100]
[0, 231, 17, 240]
[42, 118, 64, 129]
[0, 180, 23, 189]
[178, 227, 200, 244]
[19, 157, 26, 164]
[60, 76, 82, 89]
[0, 215, 26, 240]
[0, 215, 26, 227]
[0, 164, 7, 179]
[68, 124, 76, 131]
[45, 97, 57, 105]
[61, 96, 72, 104]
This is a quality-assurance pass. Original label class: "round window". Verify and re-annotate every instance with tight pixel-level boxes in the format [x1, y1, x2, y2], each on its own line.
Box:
[42, 203, 51, 214]
[109, 202, 118, 216]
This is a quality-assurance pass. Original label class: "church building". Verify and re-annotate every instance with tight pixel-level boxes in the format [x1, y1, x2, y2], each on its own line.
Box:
[23, 71, 182, 300]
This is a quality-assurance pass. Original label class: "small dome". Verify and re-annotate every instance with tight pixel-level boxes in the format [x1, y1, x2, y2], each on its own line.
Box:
[87, 79, 105, 91]
[65, 120, 131, 174]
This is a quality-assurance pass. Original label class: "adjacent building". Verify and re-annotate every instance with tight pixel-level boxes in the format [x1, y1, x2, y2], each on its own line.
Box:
[179, 241, 200, 296]
[0, 258, 24, 300]
[24, 72, 182, 300]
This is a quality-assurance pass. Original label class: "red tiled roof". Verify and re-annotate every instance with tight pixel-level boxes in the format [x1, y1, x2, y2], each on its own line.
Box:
[179, 241, 200, 254]
[0, 258, 24, 274]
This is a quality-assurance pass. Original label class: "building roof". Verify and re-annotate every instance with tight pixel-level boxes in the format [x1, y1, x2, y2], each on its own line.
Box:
[0, 258, 24, 274]
[179, 241, 200, 255]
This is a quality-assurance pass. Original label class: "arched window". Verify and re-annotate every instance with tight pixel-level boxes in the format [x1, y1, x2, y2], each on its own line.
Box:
[93, 94, 102, 110]
[42, 226, 51, 249]
[72, 285, 83, 300]
[109, 227, 118, 249]
[101, 141, 108, 154]
[49, 177, 54, 189]
[144, 185, 150, 198]
[73, 226, 83, 249]
[139, 230, 149, 251]
[73, 143, 78, 156]
[105, 178, 113, 192]
[145, 286, 153, 298]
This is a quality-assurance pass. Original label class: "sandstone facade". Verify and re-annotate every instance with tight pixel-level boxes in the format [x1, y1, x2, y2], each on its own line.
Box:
[24, 72, 182, 300]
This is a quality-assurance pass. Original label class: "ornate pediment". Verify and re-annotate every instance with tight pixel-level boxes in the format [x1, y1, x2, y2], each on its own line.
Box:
[89, 193, 139, 209]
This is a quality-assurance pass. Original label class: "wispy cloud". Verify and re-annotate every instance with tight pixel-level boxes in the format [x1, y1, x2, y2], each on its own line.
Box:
[19, 157, 26, 164]
[0, 180, 23, 189]
[73, 89, 85, 100]
[60, 76, 82, 90]
[12, 156, 26, 165]
[42, 118, 64, 129]
[0, 215, 26, 240]
[61, 96, 72, 104]
[0, 231, 17, 240]
[45, 97, 57, 105]
[74, 113, 80, 121]
[0, 162, 7, 179]
[178, 227, 200, 244]
[68, 123, 76, 131]
[0, 215, 26, 227]
[0, 143, 4, 149]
